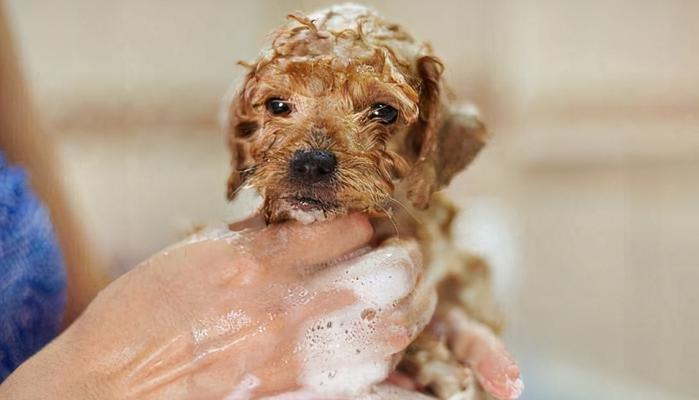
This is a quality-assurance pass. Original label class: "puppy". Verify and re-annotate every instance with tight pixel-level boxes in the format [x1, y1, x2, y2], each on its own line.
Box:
[224, 4, 520, 399]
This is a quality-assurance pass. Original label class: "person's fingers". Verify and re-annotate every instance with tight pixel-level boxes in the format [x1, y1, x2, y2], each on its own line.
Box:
[381, 282, 437, 352]
[386, 239, 434, 337]
[161, 224, 240, 251]
[251, 213, 373, 270]
[164, 213, 264, 252]
[446, 309, 523, 400]
[276, 239, 425, 393]
[311, 239, 420, 307]
[474, 350, 523, 400]
[173, 214, 264, 250]
[300, 238, 433, 358]
[319, 238, 422, 286]
[382, 237, 423, 269]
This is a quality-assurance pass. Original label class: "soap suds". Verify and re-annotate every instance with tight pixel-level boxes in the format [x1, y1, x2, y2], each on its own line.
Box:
[225, 373, 261, 399]
[288, 208, 327, 225]
[288, 243, 422, 396]
[191, 309, 252, 345]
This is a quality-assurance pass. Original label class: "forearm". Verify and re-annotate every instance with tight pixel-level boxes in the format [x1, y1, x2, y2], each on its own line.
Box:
[0, 331, 114, 400]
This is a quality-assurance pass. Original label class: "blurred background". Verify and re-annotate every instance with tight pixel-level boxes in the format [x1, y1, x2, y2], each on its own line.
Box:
[3, 0, 698, 398]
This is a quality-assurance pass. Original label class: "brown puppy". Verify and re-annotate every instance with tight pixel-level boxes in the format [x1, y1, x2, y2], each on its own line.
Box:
[225, 4, 513, 399]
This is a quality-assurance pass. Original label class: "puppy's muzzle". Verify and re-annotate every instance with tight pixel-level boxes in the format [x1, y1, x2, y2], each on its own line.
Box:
[289, 149, 336, 184]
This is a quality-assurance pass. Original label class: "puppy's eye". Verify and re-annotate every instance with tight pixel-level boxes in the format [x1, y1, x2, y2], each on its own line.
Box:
[369, 103, 398, 124]
[265, 98, 291, 115]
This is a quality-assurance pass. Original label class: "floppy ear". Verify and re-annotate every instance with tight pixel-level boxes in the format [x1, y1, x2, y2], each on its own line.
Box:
[432, 104, 488, 189]
[405, 56, 488, 209]
[225, 70, 259, 201]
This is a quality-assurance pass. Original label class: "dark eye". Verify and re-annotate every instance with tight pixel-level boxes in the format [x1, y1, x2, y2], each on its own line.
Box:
[369, 103, 398, 124]
[265, 98, 291, 115]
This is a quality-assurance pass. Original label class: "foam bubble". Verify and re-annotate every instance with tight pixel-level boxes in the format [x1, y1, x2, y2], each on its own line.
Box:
[288, 208, 326, 225]
[331, 245, 415, 307]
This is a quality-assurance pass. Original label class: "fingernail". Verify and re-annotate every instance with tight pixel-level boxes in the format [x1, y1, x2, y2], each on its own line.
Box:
[506, 377, 524, 399]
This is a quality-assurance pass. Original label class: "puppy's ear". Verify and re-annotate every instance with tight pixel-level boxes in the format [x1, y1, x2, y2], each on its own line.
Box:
[225, 70, 259, 201]
[405, 56, 488, 209]
[431, 104, 488, 188]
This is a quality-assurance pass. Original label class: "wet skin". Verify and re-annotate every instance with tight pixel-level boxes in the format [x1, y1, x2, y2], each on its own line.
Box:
[0, 214, 520, 399]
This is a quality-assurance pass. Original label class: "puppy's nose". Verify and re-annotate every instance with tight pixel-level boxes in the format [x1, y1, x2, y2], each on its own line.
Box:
[289, 149, 337, 183]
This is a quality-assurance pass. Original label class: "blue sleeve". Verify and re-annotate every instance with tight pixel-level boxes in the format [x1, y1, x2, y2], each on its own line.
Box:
[0, 152, 66, 382]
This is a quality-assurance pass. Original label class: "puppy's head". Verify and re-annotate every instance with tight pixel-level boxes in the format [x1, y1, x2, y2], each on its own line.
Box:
[226, 5, 486, 223]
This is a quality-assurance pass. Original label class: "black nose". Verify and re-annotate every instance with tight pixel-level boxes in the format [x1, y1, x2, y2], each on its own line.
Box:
[289, 149, 337, 183]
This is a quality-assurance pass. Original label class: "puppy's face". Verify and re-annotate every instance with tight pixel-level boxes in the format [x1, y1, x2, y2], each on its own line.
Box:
[226, 7, 485, 223]
[229, 57, 419, 222]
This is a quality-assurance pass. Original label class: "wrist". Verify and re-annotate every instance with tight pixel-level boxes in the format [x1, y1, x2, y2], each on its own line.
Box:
[0, 327, 116, 400]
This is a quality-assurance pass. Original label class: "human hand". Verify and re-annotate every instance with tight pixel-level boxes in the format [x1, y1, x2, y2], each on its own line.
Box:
[443, 308, 523, 400]
[385, 308, 523, 400]
[0, 214, 435, 400]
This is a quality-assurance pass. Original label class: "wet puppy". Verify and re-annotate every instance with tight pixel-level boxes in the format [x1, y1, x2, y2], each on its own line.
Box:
[224, 4, 520, 399]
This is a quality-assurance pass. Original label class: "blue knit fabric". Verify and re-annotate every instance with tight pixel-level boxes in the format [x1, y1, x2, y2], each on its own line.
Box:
[0, 153, 66, 382]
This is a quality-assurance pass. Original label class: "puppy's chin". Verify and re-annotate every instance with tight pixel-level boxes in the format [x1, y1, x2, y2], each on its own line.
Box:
[264, 197, 346, 225]
[263, 192, 391, 225]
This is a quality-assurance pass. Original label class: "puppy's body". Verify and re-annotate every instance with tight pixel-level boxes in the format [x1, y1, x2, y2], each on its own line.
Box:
[225, 4, 503, 398]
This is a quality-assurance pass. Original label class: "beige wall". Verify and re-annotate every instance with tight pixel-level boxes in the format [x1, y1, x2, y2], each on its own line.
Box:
[5, 1, 699, 398]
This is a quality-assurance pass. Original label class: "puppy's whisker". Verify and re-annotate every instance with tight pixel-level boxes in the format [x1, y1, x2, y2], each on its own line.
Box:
[228, 184, 247, 199]
[387, 196, 419, 224]
[377, 203, 400, 239]
[238, 166, 256, 174]
[228, 170, 257, 199]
